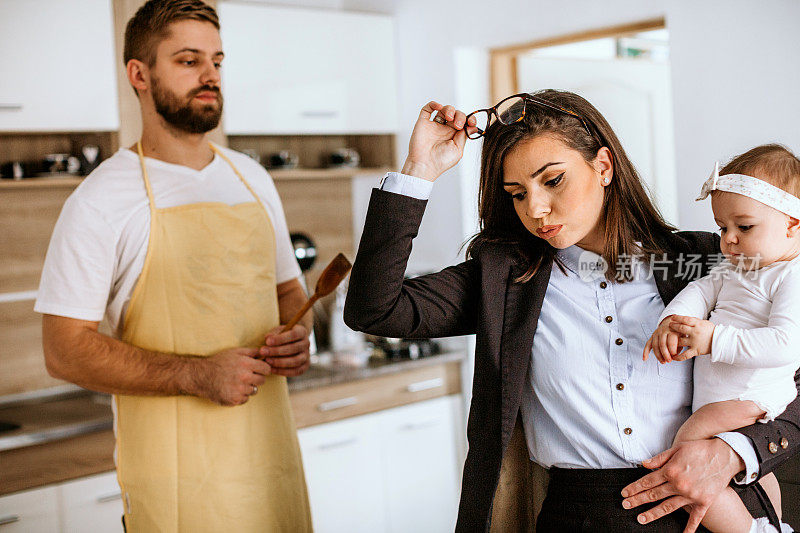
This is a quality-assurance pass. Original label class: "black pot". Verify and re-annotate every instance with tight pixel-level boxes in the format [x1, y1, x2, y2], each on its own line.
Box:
[290, 232, 317, 272]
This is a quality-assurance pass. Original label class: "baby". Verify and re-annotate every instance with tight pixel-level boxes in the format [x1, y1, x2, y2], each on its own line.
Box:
[645, 144, 800, 533]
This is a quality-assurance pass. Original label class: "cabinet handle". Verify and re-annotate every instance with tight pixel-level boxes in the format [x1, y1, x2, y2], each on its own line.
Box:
[317, 437, 358, 451]
[399, 420, 439, 432]
[0, 104, 23, 111]
[300, 111, 339, 119]
[0, 290, 38, 304]
[316, 396, 358, 412]
[406, 378, 444, 393]
[96, 492, 122, 503]
[0, 515, 20, 526]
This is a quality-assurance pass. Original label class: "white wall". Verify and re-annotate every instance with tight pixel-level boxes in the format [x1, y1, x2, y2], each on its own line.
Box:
[668, 0, 800, 231]
[390, 0, 666, 270]
[385, 0, 800, 267]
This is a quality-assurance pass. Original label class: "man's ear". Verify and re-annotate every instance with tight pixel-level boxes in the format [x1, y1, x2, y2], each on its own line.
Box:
[126, 59, 149, 97]
[787, 216, 800, 238]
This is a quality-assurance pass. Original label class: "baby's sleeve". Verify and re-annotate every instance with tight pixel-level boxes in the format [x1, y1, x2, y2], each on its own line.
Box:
[711, 266, 800, 368]
[658, 265, 726, 324]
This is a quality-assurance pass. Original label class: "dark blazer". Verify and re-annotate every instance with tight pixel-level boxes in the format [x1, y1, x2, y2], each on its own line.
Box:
[344, 189, 800, 532]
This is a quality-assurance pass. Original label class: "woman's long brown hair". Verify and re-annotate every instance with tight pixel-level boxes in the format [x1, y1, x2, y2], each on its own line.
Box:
[466, 89, 677, 282]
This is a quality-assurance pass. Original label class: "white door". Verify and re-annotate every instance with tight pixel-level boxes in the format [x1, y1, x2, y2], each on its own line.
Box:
[298, 414, 387, 533]
[0, 486, 59, 533]
[218, 3, 398, 135]
[516, 56, 678, 225]
[380, 397, 461, 533]
[60, 471, 124, 533]
[0, 0, 119, 132]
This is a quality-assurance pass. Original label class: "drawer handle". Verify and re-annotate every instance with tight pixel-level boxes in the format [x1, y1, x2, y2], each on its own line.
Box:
[300, 111, 339, 119]
[318, 437, 358, 451]
[400, 420, 439, 431]
[406, 378, 444, 393]
[96, 492, 122, 504]
[0, 290, 38, 304]
[0, 515, 20, 526]
[317, 397, 358, 412]
[0, 104, 23, 111]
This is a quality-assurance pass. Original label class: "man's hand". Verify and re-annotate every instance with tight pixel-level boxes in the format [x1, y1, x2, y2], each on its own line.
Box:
[191, 347, 270, 406]
[669, 316, 715, 361]
[258, 324, 311, 377]
[643, 315, 680, 363]
[620, 438, 744, 533]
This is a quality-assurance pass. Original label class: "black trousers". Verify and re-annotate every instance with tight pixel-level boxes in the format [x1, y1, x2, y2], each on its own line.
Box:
[535, 467, 775, 533]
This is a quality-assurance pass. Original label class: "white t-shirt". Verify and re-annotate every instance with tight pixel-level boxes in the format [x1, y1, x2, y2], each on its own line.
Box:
[34, 145, 301, 337]
[659, 255, 800, 420]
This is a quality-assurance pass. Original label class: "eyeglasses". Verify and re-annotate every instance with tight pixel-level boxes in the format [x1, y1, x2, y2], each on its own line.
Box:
[465, 93, 600, 144]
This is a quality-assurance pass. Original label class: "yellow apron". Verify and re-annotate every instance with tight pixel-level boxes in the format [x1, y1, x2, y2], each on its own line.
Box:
[114, 142, 312, 532]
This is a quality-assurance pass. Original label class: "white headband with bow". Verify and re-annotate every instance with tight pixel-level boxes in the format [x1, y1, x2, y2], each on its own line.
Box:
[695, 161, 800, 220]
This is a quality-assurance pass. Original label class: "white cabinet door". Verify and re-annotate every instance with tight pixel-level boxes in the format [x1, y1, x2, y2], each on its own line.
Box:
[380, 396, 461, 533]
[60, 471, 124, 533]
[0, 0, 119, 132]
[0, 486, 59, 533]
[298, 413, 387, 533]
[218, 2, 398, 135]
[298, 396, 462, 533]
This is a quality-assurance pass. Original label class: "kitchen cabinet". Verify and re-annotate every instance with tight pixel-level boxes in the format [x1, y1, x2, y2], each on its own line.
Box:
[60, 471, 123, 533]
[0, 485, 59, 532]
[380, 398, 460, 533]
[0, 472, 122, 533]
[0, 0, 119, 132]
[1, 356, 465, 531]
[298, 412, 387, 533]
[218, 2, 398, 135]
[298, 395, 461, 533]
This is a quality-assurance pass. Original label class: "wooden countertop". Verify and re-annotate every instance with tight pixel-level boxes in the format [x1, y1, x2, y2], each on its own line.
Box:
[0, 352, 466, 496]
[287, 350, 466, 391]
[0, 430, 116, 496]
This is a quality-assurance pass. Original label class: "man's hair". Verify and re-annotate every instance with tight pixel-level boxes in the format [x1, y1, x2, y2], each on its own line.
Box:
[721, 144, 800, 198]
[124, 0, 219, 67]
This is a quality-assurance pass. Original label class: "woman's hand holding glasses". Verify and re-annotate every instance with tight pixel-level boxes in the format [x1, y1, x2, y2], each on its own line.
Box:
[401, 101, 478, 182]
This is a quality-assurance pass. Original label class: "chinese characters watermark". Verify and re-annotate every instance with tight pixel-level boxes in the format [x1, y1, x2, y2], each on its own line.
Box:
[574, 252, 763, 283]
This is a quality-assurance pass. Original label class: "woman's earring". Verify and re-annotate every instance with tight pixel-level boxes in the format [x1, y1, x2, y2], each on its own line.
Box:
[603, 178, 609, 185]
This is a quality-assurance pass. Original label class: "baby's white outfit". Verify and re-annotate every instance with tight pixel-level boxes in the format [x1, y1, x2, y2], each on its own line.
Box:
[751, 516, 795, 533]
[659, 255, 800, 420]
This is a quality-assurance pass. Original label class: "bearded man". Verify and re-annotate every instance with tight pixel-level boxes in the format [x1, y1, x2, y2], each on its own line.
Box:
[34, 1, 313, 531]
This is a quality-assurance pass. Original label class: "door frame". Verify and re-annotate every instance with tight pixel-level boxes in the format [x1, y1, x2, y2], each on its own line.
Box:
[489, 17, 666, 102]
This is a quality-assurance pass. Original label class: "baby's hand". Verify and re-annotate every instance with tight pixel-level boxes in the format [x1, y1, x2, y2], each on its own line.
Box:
[643, 315, 681, 363]
[668, 315, 715, 361]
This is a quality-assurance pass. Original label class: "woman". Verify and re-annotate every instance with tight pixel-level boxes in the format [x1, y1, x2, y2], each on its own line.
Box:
[344, 90, 800, 532]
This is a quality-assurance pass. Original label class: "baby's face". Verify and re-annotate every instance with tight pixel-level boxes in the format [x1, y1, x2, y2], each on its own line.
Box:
[711, 191, 798, 270]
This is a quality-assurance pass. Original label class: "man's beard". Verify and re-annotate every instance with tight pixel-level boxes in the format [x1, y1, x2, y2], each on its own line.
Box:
[151, 76, 223, 134]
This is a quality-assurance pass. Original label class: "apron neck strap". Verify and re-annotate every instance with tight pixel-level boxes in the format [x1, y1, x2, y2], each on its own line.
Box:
[136, 140, 157, 216]
[209, 144, 263, 203]
[136, 140, 265, 211]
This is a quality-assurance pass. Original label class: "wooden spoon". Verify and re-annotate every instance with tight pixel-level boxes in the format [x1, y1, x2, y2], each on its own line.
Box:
[281, 253, 353, 333]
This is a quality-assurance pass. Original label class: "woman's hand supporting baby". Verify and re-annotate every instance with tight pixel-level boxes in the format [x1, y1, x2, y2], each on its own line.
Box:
[644, 315, 715, 363]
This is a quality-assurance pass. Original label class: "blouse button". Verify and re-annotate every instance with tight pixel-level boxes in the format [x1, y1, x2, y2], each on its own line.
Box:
[600, 282, 608, 289]
[616, 383, 624, 391]
[605, 316, 613, 323]
[624, 428, 633, 435]
[615, 338, 624, 346]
